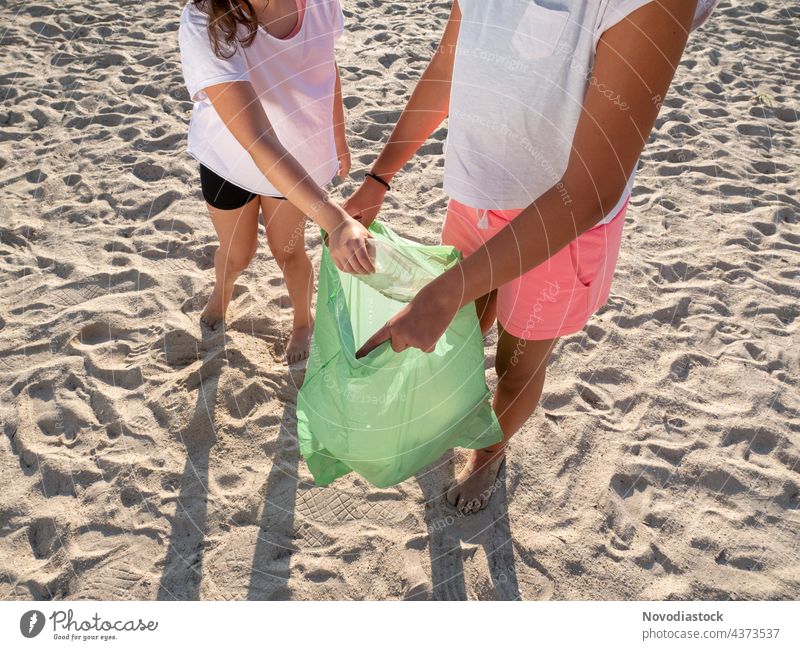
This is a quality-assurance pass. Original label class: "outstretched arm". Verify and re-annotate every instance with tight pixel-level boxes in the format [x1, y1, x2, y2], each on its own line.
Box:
[357, 0, 698, 356]
[203, 81, 374, 274]
[343, 0, 461, 225]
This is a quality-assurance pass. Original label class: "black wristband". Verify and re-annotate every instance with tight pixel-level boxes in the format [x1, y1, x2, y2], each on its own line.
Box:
[365, 172, 391, 191]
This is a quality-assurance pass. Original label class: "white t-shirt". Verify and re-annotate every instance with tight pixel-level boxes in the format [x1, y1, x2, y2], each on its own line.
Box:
[444, 0, 719, 224]
[178, 0, 344, 196]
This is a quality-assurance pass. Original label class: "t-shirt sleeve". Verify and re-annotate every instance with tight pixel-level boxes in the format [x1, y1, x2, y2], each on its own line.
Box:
[178, 7, 251, 102]
[596, 0, 720, 47]
[690, 0, 719, 31]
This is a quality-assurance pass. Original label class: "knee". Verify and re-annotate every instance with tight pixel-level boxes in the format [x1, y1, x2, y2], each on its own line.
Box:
[496, 347, 542, 395]
[272, 245, 308, 270]
[496, 363, 528, 397]
[496, 366, 545, 404]
[217, 245, 255, 274]
[496, 340, 523, 379]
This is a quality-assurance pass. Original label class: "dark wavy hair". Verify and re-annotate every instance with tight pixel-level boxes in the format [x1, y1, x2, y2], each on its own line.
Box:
[193, 0, 261, 59]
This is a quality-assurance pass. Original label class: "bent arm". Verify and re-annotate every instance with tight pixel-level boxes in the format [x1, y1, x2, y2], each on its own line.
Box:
[368, 0, 461, 182]
[432, 0, 698, 308]
[203, 81, 348, 232]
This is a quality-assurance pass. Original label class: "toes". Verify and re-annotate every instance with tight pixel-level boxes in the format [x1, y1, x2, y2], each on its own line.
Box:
[201, 314, 222, 329]
[456, 497, 468, 514]
[286, 349, 308, 365]
[286, 350, 308, 364]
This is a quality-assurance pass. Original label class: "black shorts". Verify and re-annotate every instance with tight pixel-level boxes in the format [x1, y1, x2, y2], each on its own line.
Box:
[199, 164, 285, 210]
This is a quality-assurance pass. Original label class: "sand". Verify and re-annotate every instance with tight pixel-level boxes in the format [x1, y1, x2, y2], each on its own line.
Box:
[1, 0, 798, 600]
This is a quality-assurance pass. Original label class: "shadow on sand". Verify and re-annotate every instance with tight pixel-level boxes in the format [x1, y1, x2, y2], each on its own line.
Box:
[155, 328, 515, 600]
[247, 393, 300, 599]
[157, 329, 302, 600]
[156, 338, 222, 600]
[415, 450, 520, 600]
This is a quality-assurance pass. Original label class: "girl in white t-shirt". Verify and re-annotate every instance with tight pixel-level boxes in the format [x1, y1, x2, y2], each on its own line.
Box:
[178, 0, 373, 363]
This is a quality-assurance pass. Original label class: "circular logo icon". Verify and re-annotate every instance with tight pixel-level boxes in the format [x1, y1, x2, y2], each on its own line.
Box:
[20, 610, 45, 638]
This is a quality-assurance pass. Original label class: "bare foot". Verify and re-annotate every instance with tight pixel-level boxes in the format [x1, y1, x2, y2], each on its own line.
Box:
[446, 447, 506, 515]
[286, 324, 313, 365]
[200, 288, 226, 329]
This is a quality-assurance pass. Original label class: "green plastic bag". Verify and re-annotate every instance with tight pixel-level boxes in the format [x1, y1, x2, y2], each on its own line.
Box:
[297, 222, 502, 488]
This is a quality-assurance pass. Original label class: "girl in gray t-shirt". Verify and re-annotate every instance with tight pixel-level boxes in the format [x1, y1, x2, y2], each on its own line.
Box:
[346, 0, 718, 514]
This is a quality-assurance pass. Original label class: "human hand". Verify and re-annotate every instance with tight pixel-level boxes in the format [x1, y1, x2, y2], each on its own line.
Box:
[327, 216, 375, 275]
[336, 145, 351, 179]
[355, 280, 460, 358]
[342, 176, 388, 228]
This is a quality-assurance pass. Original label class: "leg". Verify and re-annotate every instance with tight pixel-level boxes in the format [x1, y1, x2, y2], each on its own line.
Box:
[475, 289, 498, 336]
[447, 327, 559, 514]
[261, 196, 314, 364]
[201, 198, 261, 328]
[493, 328, 559, 439]
[441, 202, 497, 336]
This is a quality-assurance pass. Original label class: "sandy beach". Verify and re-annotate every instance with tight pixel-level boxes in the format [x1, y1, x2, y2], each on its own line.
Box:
[1, 0, 798, 600]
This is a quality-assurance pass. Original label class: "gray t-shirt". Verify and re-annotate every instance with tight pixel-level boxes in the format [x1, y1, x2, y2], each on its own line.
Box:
[444, 0, 717, 222]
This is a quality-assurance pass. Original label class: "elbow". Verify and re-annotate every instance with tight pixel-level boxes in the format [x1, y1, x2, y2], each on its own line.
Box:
[596, 182, 629, 224]
[559, 172, 629, 231]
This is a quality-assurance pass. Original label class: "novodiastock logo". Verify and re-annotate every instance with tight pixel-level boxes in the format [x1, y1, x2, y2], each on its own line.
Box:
[20, 610, 46, 638]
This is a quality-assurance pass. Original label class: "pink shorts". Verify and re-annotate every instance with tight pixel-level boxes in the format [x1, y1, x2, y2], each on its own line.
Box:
[441, 198, 627, 341]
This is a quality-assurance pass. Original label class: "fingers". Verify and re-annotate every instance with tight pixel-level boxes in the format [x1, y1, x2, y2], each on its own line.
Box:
[344, 256, 369, 275]
[335, 253, 364, 275]
[355, 324, 392, 359]
[327, 217, 375, 274]
[339, 240, 373, 275]
[354, 238, 375, 274]
[355, 300, 439, 358]
[354, 318, 429, 359]
[390, 337, 407, 353]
